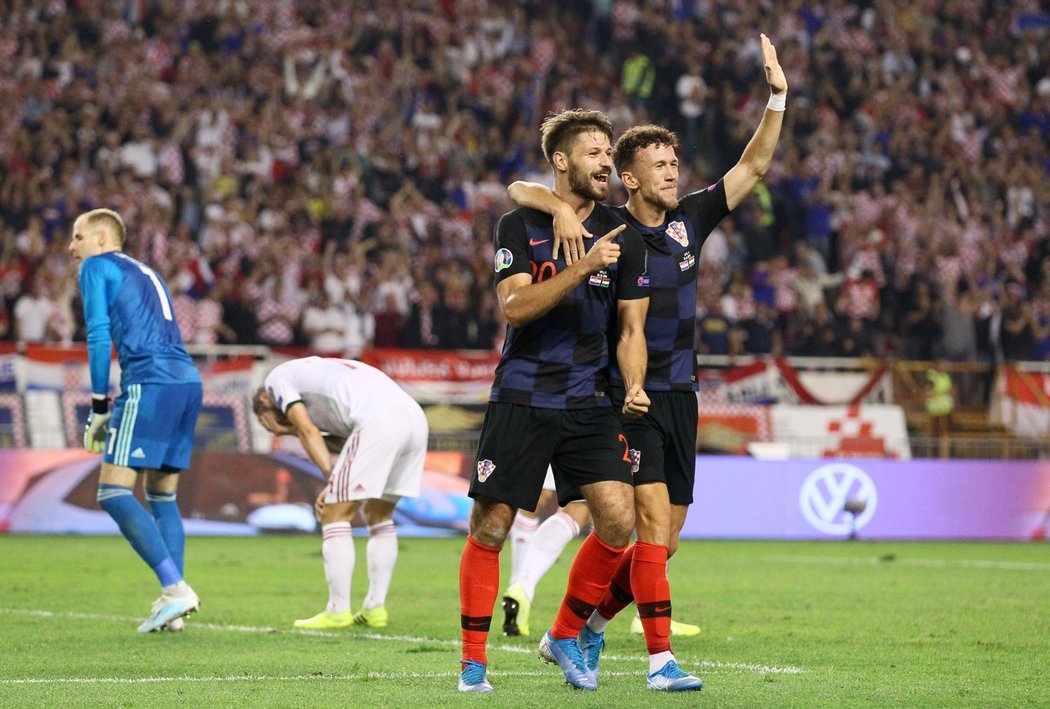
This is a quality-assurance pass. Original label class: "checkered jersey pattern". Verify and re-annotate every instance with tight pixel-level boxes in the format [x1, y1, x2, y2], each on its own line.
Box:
[489, 203, 649, 409]
[611, 180, 730, 391]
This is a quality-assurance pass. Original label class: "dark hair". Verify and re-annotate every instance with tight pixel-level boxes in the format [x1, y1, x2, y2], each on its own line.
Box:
[251, 387, 272, 417]
[539, 109, 614, 167]
[612, 124, 678, 175]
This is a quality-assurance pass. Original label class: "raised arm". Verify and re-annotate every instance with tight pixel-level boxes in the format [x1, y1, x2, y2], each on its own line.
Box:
[497, 224, 624, 328]
[507, 181, 591, 265]
[722, 33, 787, 210]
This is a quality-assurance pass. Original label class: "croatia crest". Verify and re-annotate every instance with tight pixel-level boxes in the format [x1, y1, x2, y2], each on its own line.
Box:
[666, 221, 689, 247]
[477, 459, 496, 482]
[628, 448, 641, 474]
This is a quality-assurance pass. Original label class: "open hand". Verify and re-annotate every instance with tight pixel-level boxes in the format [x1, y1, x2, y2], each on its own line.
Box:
[761, 33, 787, 95]
[552, 203, 591, 265]
[83, 412, 111, 453]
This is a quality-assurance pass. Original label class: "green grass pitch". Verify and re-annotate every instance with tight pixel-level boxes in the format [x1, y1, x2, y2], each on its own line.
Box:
[1, 535, 1048, 707]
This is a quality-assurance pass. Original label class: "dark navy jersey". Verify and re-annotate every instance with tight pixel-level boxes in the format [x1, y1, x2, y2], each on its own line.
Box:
[489, 202, 649, 409]
[79, 251, 201, 396]
[611, 180, 730, 391]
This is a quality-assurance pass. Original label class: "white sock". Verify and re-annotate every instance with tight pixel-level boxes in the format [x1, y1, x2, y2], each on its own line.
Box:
[162, 580, 192, 597]
[649, 651, 675, 674]
[321, 522, 354, 614]
[363, 520, 397, 609]
[508, 512, 540, 585]
[518, 510, 580, 601]
[587, 610, 612, 634]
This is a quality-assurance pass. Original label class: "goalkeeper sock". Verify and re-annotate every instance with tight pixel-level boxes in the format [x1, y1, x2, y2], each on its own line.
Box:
[98, 484, 181, 587]
[146, 489, 185, 575]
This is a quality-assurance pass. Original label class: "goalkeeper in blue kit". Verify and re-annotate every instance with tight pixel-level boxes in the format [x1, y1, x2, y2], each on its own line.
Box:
[70, 208, 203, 633]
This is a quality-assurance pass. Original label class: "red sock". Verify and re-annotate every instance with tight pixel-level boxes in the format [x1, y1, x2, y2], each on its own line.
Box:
[595, 543, 636, 620]
[632, 541, 672, 655]
[551, 532, 626, 639]
[460, 535, 501, 665]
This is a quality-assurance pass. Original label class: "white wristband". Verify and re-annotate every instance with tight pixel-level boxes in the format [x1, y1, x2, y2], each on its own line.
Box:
[767, 92, 786, 112]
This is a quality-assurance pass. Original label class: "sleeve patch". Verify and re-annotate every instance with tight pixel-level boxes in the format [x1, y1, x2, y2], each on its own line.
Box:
[494, 248, 513, 272]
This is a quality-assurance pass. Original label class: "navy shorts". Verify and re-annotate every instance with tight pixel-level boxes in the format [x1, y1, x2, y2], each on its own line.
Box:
[104, 382, 202, 471]
[612, 387, 698, 506]
[470, 402, 634, 511]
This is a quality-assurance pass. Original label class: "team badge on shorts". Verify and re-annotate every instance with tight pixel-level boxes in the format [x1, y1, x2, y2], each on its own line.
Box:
[477, 459, 496, 482]
[666, 220, 689, 247]
[628, 448, 641, 474]
[494, 249, 513, 272]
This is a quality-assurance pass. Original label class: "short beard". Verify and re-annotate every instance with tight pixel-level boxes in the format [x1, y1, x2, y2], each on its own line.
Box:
[568, 163, 609, 202]
[645, 184, 678, 211]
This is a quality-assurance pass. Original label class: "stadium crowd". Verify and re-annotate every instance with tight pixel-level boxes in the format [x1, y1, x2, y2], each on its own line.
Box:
[1, 0, 1048, 361]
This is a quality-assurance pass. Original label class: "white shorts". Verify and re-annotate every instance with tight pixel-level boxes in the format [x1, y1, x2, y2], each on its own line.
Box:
[542, 465, 555, 492]
[325, 402, 428, 504]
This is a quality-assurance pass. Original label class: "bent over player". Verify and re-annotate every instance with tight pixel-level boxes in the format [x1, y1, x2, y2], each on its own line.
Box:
[70, 208, 202, 633]
[458, 108, 650, 693]
[252, 356, 428, 629]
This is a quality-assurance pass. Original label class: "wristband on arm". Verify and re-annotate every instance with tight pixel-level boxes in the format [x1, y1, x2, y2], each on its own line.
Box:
[92, 394, 110, 415]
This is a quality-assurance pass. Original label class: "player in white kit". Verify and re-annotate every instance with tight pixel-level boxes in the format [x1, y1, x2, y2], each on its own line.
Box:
[252, 356, 428, 629]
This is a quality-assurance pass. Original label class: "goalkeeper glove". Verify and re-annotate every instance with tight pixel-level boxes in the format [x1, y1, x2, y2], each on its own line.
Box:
[84, 395, 111, 454]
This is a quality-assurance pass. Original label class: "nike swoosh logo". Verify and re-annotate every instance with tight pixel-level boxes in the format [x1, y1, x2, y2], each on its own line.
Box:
[529, 238, 550, 246]
[653, 605, 672, 614]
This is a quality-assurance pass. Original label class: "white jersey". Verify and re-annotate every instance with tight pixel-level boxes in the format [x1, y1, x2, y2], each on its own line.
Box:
[264, 356, 418, 437]
[265, 356, 428, 502]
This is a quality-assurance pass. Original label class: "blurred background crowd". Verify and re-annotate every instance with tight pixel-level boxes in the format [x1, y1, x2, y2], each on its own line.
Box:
[1, 0, 1048, 362]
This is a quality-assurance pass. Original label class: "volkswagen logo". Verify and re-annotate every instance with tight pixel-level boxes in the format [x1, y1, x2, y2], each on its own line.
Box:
[799, 463, 877, 535]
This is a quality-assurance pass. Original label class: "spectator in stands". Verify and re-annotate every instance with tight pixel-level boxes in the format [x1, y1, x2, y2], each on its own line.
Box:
[0, 0, 1046, 368]
[217, 280, 257, 345]
[343, 290, 376, 359]
[795, 302, 843, 357]
[256, 279, 301, 347]
[999, 281, 1036, 362]
[899, 280, 941, 361]
[192, 285, 235, 346]
[301, 289, 348, 355]
[399, 282, 441, 350]
[372, 291, 404, 350]
[839, 316, 877, 358]
[835, 267, 880, 324]
[1033, 287, 1050, 361]
[13, 274, 58, 343]
[940, 279, 980, 362]
[739, 300, 781, 356]
[675, 54, 708, 161]
[696, 295, 735, 357]
[622, 48, 656, 110]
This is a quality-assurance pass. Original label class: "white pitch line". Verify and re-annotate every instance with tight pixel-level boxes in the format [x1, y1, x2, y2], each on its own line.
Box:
[0, 607, 805, 676]
[0, 671, 637, 686]
[764, 555, 1050, 572]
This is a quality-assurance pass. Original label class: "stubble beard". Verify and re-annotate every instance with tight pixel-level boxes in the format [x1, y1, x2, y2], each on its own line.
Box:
[569, 163, 609, 202]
